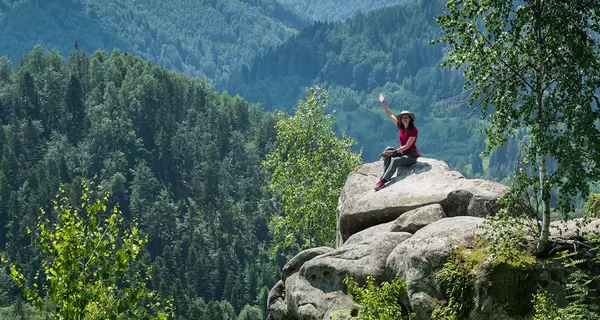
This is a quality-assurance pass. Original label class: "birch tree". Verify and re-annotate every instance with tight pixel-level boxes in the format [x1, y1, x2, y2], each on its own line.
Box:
[263, 86, 362, 253]
[436, 0, 600, 251]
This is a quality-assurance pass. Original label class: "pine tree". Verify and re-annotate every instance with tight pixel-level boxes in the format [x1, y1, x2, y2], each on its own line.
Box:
[64, 74, 85, 144]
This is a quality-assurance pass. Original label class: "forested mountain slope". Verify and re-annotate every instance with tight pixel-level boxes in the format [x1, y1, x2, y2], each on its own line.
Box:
[226, 0, 496, 175]
[0, 46, 280, 319]
[277, 0, 414, 21]
[0, 0, 308, 84]
[228, 1, 450, 111]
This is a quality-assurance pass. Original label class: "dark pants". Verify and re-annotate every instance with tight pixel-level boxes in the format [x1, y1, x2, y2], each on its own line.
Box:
[382, 146, 416, 181]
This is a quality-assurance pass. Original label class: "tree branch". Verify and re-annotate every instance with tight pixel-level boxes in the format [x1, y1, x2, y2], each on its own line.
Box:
[475, 28, 536, 92]
[464, 69, 525, 119]
[82, 220, 111, 277]
[465, 97, 487, 119]
[548, 237, 594, 253]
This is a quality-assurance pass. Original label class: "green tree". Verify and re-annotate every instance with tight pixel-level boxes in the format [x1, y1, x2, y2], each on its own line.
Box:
[585, 193, 600, 217]
[16, 70, 40, 121]
[436, 0, 600, 252]
[262, 86, 362, 253]
[2, 180, 172, 319]
[344, 275, 411, 320]
[64, 74, 85, 144]
[236, 304, 262, 320]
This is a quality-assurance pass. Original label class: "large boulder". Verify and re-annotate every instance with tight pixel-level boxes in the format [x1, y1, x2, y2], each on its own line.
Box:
[386, 217, 568, 320]
[302, 232, 412, 290]
[267, 280, 289, 320]
[283, 247, 335, 280]
[344, 221, 396, 245]
[276, 232, 412, 319]
[337, 158, 509, 244]
[386, 217, 486, 318]
[343, 204, 445, 245]
[284, 272, 355, 320]
[550, 218, 600, 238]
[390, 203, 446, 234]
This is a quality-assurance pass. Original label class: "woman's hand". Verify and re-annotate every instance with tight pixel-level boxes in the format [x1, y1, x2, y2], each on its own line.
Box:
[379, 93, 397, 125]
[382, 150, 394, 157]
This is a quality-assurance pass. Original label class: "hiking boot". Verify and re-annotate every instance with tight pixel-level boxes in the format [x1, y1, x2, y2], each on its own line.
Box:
[374, 179, 386, 191]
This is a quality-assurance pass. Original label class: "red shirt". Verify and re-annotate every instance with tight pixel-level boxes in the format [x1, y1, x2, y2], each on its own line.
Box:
[399, 126, 418, 152]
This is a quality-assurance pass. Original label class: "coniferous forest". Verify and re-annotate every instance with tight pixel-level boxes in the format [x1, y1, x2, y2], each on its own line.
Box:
[0, 46, 280, 319]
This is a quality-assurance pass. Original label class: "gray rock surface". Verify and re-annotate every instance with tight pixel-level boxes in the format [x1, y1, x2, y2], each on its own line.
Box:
[550, 218, 600, 238]
[337, 158, 508, 244]
[390, 204, 446, 234]
[343, 204, 446, 245]
[267, 280, 289, 320]
[344, 221, 395, 245]
[302, 232, 412, 291]
[283, 247, 335, 280]
[284, 272, 356, 320]
[386, 217, 485, 319]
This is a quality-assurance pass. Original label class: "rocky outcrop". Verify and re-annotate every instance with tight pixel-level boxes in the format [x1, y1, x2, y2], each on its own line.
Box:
[386, 217, 486, 317]
[268, 158, 598, 320]
[303, 232, 412, 289]
[336, 158, 509, 245]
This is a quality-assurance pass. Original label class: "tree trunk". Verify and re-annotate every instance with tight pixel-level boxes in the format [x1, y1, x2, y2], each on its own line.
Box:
[535, 0, 550, 254]
[537, 153, 551, 253]
[535, 63, 550, 253]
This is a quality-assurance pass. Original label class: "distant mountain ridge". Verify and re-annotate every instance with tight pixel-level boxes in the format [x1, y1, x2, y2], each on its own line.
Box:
[0, 0, 309, 84]
[277, 0, 415, 21]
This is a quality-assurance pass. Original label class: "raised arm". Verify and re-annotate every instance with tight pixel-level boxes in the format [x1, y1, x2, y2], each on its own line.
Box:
[379, 94, 398, 126]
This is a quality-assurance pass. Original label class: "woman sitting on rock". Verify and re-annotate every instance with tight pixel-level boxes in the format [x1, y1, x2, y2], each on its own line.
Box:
[375, 93, 420, 191]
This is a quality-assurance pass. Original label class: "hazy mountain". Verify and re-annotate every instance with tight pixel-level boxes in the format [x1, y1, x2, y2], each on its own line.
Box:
[0, 0, 309, 84]
[277, 0, 414, 21]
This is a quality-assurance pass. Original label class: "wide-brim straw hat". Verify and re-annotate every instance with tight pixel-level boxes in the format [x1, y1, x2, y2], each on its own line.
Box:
[398, 110, 416, 122]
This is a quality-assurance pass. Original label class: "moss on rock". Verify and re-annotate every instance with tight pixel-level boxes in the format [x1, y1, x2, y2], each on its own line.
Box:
[431, 240, 568, 320]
